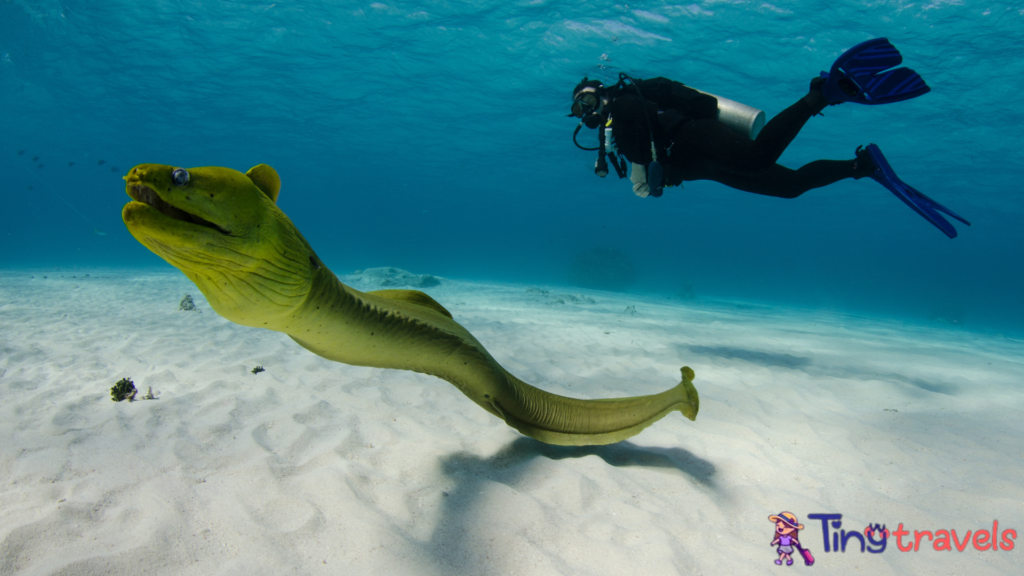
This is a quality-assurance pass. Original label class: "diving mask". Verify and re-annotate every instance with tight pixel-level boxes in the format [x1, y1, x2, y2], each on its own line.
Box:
[571, 87, 605, 129]
[571, 90, 600, 118]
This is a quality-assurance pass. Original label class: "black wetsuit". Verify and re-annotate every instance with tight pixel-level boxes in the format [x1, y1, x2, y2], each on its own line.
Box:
[605, 77, 865, 198]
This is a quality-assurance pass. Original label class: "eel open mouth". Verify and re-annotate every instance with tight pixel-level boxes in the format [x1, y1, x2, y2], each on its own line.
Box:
[127, 183, 230, 234]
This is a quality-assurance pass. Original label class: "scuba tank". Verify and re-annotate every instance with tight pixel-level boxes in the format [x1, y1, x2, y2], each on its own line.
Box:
[697, 90, 765, 140]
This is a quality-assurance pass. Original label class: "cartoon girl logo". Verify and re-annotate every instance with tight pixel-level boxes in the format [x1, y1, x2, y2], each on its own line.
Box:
[769, 512, 814, 566]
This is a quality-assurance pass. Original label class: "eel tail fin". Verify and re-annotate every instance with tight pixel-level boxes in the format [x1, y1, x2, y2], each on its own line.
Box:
[676, 366, 700, 421]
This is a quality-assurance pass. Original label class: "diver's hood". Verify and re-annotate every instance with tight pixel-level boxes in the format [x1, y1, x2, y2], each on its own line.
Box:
[572, 77, 605, 100]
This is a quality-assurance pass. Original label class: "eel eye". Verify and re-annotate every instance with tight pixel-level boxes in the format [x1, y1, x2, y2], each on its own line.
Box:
[171, 168, 190, 187]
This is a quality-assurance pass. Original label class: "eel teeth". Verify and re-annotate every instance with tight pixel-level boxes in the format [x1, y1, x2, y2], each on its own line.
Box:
[129, 184, 230, 234]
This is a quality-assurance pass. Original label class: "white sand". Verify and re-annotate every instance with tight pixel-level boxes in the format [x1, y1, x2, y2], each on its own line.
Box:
[1, 269, 1022, 575]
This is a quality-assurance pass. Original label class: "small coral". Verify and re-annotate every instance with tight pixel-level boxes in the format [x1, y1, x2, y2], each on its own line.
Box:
[111, 377, 137, 402]
[251, 366, 265, 374]
[179, 294, 198, 312]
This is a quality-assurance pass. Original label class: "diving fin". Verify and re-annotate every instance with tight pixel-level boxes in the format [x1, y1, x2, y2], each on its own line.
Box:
[820, 38, 930, 105]
[860, 144, 970, 239]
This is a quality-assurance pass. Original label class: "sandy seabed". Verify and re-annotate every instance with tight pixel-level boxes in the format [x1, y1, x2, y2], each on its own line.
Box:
[1, 268, 1022, 576]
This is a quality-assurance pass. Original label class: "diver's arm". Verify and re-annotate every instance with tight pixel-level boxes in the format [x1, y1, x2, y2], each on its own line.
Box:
[630, 162, 650, 197]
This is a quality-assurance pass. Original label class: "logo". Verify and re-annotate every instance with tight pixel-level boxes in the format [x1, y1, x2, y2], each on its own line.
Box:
[768, 511, 1017, 566]
[769, 512, 814, 566]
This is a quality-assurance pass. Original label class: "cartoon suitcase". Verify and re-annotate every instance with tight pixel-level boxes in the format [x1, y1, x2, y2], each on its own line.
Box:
[795, 543, 814, 566]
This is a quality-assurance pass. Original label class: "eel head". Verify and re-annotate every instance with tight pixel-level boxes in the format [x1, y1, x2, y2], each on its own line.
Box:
[122, 163, 320, 329]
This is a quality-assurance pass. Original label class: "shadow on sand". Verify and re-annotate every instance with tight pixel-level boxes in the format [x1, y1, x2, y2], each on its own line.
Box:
[687, 345, 812, 370]
[410, 436, 718, 574]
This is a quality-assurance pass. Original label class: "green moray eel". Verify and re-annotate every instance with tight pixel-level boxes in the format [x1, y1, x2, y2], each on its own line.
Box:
[121, 163, 699, 446]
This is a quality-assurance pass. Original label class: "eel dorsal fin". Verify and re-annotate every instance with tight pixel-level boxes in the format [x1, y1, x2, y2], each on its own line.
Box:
[246, 164, 281, 203]
[367, 289, 453, 319]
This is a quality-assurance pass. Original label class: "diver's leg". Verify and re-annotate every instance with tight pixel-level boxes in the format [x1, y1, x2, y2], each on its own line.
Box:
[672, 88, 827, 175]
[750, 86, 829, 164]
[705, 159, 865, 199]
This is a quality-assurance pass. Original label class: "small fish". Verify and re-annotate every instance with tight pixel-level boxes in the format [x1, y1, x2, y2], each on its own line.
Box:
[32, 155, 39, 161]
[28, 185, 34, 190]
[68, 161, 75, 167]
[17, 150, 25, 155]
[38, 164, 44, 169]
[97, 160, 106, 165]
[111, 167, 119, 172]
[94, 229, 107, 236]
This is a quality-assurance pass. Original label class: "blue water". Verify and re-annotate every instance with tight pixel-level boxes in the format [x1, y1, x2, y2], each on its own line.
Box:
[2, 1, 1022, 333]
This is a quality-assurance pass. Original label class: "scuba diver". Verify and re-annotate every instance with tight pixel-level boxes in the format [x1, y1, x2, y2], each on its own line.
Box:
[569, 38, 970, 238]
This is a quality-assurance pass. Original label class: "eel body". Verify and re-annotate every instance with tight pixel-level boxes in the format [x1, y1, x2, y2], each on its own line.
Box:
[121, 163, 699, 445]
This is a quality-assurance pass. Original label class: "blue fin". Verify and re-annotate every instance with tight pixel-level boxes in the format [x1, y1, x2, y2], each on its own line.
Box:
[863, 144, 970, 239]
[820, 38, 931, 105]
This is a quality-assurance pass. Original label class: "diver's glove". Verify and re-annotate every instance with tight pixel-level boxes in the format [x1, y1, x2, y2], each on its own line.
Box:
[630, 163, 650, 198]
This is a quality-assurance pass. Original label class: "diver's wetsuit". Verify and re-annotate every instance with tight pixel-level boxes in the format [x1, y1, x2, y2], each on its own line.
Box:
[605, 78, 866, 198]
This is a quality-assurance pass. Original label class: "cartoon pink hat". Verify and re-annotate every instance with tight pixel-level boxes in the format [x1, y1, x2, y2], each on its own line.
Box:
[769, 512, 804, 530]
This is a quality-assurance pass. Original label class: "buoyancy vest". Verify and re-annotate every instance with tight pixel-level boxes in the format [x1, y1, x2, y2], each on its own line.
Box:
[605, 77, 719, 187]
